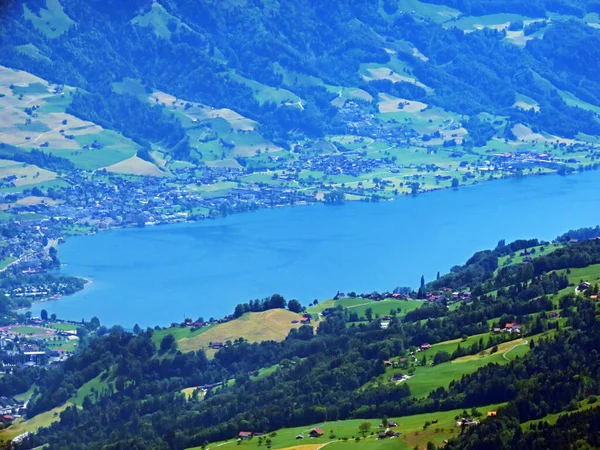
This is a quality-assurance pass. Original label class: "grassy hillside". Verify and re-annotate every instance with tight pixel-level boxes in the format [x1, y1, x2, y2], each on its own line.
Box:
[191, 403, 504, 450]
[308, 298, 423, 321]
[0, 65, 143, 172]
[169, 309, 304, 355]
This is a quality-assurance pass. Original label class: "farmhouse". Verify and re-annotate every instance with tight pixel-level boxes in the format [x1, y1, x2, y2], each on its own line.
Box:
[420, 343, 431, 350]
[309, 428, 324, 437]
[238, 432, 252, 440]
[504, 323, 522, 333]
[579, 281, 591, 291]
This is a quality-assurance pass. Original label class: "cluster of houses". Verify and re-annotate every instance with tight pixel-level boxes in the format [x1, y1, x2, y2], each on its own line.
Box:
[388, 372, 411, 383]
[455, 417, 480, 428]
[0, 318, 79, 368]
[493, 323, 522, 334]
[423, 290, 471, 305]
[0, 396, 27, 425]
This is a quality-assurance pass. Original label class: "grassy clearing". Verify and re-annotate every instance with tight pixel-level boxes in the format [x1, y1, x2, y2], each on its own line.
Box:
[152, 324, 215, 348]
[0, 403, 73, 441]
[497, 243, 560, 271]
[69, 372, 114, 406]
[181, 387, 207, 401]
[521, 402, 600, 429]
[177, 309, 304, 354]
[14, 385, 36, 403]
[400, 335, 542, 398]
[308, 298, 423, 321]
[0, 257, 14, 270]
[22, 0, 74, 38]
[564, 263, 600, 285]
[190, 403, 503, 450]
[132, 1, 189, 39]
[228, 72, 300, 105]
[450, 13, 529, 32]
[0, 159, 57, 187]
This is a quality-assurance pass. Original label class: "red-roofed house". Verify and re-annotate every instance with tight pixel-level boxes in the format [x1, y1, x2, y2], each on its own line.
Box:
[309, 428, 324, 437]
[239, 432, 253, 440]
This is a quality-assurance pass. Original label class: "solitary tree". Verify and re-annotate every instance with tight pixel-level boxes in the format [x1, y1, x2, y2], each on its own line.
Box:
[40, 309, 48, 321]
[359, 422, 371, 435]
[160, 334, 176, 352]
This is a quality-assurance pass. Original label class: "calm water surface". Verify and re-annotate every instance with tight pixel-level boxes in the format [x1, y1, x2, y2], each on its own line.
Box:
[29, 172, 600, 327]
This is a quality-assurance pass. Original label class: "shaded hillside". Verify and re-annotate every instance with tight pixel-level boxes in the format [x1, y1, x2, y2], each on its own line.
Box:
[1, 0, 600, 158]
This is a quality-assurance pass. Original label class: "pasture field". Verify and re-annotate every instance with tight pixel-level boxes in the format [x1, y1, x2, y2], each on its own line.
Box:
[176, 309, 304, 354]
[308, 298, 424, 321]
[403, 338, 530, 398]
[22, 0, 74, 38]
[181, 386, 207, 401]
[0, 403, 73, 441]
[521, 401, 600, 429]
[190, 403, 503, 450]
[369, 330, 556, 399]
[228, 71, 300, 105]
[497, 243, 560, 270]
[68, 372, 114, 406]
[0, 159, 56, 187]
[104, 155, 165, 176]
[152, 324, 216, 348]
[131, 2, 187, 39]
[449, 13, 531, 32]
[15, 44, 51, 63]
[564, 263, 600, 285]
[381, 0, 460, 24]
[0, 257, 14, 270]
[112, 78, 150, 100]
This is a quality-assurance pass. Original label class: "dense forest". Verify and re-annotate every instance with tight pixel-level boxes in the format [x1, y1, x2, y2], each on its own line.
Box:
[1, 0, 600, 156]
[0, 237, 596, 448]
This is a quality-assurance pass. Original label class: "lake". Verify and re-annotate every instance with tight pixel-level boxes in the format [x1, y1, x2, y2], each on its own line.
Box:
[28, 171, 600, 328]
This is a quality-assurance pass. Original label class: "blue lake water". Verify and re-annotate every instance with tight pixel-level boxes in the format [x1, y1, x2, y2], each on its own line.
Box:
[28, 171, 600, 328]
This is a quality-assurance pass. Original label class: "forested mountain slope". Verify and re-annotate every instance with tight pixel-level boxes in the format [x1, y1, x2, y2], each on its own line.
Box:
[0, 236, 599, 448]
[2, 0, 600, 158]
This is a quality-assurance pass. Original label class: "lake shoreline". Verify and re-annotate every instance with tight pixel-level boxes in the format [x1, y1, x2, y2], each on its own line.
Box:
[25, 168, 600, 328]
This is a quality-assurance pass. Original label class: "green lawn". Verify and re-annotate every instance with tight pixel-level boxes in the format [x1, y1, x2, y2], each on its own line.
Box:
[10, 326, 46, 335]
[48, 322, 79, 332]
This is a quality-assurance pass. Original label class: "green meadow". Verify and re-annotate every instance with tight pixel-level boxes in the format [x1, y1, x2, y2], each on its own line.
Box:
[190, 403, 504, 450]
